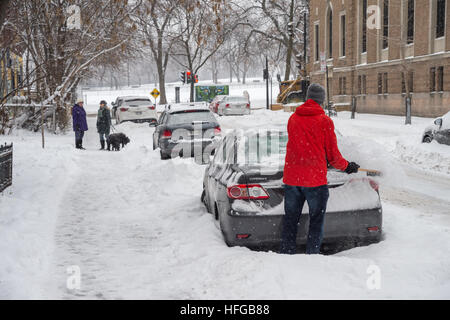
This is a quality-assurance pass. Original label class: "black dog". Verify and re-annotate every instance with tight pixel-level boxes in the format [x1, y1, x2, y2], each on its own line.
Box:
[107, 133, 130, 151]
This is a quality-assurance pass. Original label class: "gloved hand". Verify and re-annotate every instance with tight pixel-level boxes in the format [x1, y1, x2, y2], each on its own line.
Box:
[345, 162, 360, 174]
[75, 125, 81, 132]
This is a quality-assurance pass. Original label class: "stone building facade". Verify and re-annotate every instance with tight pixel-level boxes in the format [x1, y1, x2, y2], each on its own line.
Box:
[308, 0, 450, 117]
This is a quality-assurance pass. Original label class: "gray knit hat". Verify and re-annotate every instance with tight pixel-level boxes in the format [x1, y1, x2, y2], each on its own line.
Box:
[306, 83, 326, 105]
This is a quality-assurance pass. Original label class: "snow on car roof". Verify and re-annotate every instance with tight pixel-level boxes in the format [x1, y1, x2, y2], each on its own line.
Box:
[166, 102, 209, 113]
[120, 96, 151, 101]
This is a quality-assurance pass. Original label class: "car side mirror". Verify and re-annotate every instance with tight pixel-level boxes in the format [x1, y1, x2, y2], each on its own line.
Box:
[435, 118, 443, 128]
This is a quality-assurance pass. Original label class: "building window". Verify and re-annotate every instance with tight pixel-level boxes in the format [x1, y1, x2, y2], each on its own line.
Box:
[407, 0, 415, 44]
[315, 24, 320, 61]
[378, 73, 383, 94]
[362, 75, 367, 94]
[362, 0, 368, 53]
[383, 0, 389, 49]
[402, 72, 414, 93]
[430, 67, 436, 92]
[341, 14, 346, 57]
[436, 0, 446, 38]
[328, 7, 333, 58]
[437, 66, 444, 91]
[383, 73, 388, 94]
[339, 77, 347, 95]
[358, 75, 362, 95]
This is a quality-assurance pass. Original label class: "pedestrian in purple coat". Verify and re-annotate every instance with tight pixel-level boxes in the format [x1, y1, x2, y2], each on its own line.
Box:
[72, 99, 88, 150]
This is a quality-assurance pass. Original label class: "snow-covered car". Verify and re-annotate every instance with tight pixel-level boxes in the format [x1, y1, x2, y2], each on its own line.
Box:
[217, 96, 251, 116]
[422, 112, 450, 146]
[201, 130, 383, 251]
[209, 95, 226, 114]
[113, 96, 158, 125]
[153, 106, 222, 160]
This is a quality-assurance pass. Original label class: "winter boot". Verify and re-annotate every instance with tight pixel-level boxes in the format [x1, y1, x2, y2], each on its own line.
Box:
[100, 140, 105, 150]
[76, 140, 81, 149]
[79, 140, 86, 150]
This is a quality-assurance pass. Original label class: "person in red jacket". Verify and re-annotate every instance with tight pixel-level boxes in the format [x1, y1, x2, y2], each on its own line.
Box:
[281, 83, 360, 255]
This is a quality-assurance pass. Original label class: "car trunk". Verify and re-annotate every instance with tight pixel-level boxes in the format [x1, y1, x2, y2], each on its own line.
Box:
[233, 164, 379, 214]
[125, 104, 153, 116]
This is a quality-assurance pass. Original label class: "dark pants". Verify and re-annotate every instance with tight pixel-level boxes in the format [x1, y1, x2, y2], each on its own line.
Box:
[75, 130, 85, 148]
[280, 184, 329, 255]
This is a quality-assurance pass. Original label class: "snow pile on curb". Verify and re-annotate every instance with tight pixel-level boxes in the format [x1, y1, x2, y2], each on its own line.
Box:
[0, 132, 78, 299]
[394, 138, 450, 176]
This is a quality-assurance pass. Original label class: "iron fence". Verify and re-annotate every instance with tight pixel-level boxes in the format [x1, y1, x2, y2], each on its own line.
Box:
[0, 143, 13, 192]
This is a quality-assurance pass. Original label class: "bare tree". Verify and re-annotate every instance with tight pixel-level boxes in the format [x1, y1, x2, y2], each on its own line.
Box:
[135, 0, 179, 105]
[2, 0, 141, 130]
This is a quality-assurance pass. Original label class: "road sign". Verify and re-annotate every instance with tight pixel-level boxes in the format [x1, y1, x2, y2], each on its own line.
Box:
[151, 89, 160, 99]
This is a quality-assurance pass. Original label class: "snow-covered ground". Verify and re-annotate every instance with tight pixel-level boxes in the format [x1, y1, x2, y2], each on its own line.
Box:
[1, 94, 450, 299]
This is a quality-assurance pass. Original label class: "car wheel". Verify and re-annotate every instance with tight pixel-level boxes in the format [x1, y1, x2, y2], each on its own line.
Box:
[160, 150, 170, 160]
[423, 135, 433, 143]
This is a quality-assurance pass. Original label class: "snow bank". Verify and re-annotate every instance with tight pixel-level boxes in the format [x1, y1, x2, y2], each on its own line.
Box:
[0, 131, 78, 299]
[393, 138, 450, 175]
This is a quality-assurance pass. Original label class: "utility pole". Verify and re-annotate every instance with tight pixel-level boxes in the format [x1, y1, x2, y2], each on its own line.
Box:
[266, 56, 269, 110]
[303, 11, 307, 77]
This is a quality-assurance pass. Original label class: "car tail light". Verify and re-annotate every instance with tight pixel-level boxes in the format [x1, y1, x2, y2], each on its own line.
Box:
[349, 178, 379, 192]
[246, 103, 250, 109]
[162, 130, 172, 138]
[236, 234, 251, 240]
[227, 185, 269, 200]
[148, 106, 156, 110]
[368, 226, 380, 232]
[120, 108, 129, 112]
[214, 127, 221, 135]
[225, 104, 230, 108]
[369, 179, 379, 191]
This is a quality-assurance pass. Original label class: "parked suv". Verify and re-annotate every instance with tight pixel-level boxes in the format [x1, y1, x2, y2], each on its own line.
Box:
[153, 106, 222, 160]
[422, 112, 450, 146]
[112, 96, 158, 125]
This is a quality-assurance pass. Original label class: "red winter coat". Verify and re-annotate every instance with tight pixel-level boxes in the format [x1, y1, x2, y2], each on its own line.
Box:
[283, 99, 349, 187]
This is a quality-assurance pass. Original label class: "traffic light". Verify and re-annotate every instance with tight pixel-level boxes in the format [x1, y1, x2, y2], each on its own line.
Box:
[194, 74, 198, 83]
[263, 68, 269, 80]
[186, 71, 192, 84]
[180, 71, 186, 84]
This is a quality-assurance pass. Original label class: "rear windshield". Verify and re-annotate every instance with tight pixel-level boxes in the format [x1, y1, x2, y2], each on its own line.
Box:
[241, 132, 288, 164]
[167, 111, 217, 125]
[124, 99, 151, 106]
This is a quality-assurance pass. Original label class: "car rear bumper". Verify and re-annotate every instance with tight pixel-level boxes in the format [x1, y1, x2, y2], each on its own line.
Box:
[220, 208, 383, 248]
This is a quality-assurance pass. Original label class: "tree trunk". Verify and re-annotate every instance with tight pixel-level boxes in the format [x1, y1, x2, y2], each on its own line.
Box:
[157, 64, 167, 105]
[284, 0, 295, 81]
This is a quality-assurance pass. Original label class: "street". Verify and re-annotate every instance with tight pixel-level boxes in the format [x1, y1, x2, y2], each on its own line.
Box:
[1, 110, 449, 299]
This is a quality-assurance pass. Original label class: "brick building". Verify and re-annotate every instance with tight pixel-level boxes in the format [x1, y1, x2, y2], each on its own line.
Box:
[308, 0, 450, 117]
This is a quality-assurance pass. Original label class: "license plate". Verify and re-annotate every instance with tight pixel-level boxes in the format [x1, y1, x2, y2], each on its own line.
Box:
[135, 111, 142, 115]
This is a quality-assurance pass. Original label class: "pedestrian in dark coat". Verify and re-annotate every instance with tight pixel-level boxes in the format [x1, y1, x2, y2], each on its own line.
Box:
[280, 83, 360, 255]
[97, 100, 112, 150]
[72, 99, 88, 150]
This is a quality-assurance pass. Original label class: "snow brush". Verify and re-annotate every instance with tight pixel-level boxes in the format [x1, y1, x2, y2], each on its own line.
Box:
[358, 168, 383, 177]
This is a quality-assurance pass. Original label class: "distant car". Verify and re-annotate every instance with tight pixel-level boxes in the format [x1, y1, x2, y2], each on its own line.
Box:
[201, 130, 383, 251]
[209, 95, 226, 114]
[112, 96, 158, 125]
[217, 96, 251, 116]
[422, 112, 450, 145]
[153, 106, 222, 160]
